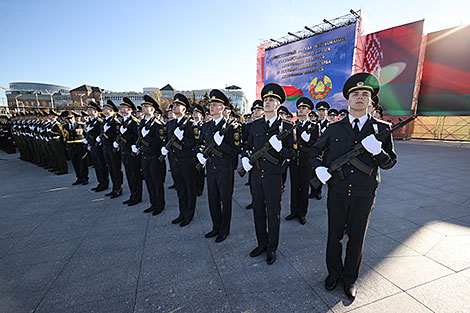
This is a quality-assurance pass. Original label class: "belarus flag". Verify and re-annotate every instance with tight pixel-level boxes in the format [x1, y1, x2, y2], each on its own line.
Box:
[282, 86, 303, 102]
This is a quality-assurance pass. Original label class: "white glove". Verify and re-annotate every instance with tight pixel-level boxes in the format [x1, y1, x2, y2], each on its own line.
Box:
[141, 128, 150, 137]
[45, 138, 49, 142]
[268, 135, 282, 152]
[86, 125, 93, 132]
[113, 141, 119, 149]
[301, 131, 311, 142]
[315, 166, 332, 184]
[174, 128, 184, 140]
[242, 157, 253, 172]
[161, 147, 169, 156]
[196, 153, 207, 166]
[214, 131, 224, 146]
[361, 134, 382, 156]
[87, 145, 92, 151]
[83, 138, 88, 145]
[103, 124, 110, 132]
[131, 145, 139, 154]
[120, 126, 127, 134]
[96, 136, 101, 143]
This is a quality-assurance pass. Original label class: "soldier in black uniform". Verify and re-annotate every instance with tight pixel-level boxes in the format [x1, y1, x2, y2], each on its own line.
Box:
[196, 89, 240, 243]
[193, 104, 206, 197]
[310, 73, 397, 300]
[286, 97, 319, 225]
[339, 109, 349, 120]
[309, 101, 330, 201]
[47, 110, 68, 175]
[63, 111, 89, 185]
[241, 83, 296, 265]
[317, 101, 330, 134]
[85, 101, 109, 192]
[328, 108, 339, 123]
[138, 95, 166, 215]
[243, 100, 264, 210]
[118, 97, 142, 206]
[161, 93, 198, 227]
[100, 100, 123, 198]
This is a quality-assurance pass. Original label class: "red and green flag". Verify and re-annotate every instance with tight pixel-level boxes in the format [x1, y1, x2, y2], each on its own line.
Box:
[282, 85, 303, 102]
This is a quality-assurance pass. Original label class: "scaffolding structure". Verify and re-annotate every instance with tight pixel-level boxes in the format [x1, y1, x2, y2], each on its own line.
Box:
[260, 10, 361, 50]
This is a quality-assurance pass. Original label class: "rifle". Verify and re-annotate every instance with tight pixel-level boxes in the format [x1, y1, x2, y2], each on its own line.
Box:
[237, 121, 295, 177]
[310, 115, 416, 189]
[195, 120, 233, 171]
[158, 117, 190, 161]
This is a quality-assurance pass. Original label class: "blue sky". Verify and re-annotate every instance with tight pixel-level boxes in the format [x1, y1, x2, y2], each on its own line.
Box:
[1, 0, 468, 103]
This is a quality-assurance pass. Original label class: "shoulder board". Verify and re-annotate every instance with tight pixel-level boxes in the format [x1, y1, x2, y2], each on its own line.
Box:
[281, 119, 294, 125]
[132, 117, 139, 123]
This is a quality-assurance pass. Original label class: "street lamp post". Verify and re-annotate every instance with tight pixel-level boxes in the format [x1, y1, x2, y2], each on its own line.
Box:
[46, 90, 58, 110]
[80, 94, 86, 106]
[33, 92, 40, 108]
[15, 95, 22, 111]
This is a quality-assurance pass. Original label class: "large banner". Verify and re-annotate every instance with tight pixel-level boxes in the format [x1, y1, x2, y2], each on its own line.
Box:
[417, 25, 470, 116]
[362, 20, 424, 116]
[264, 23, 357, 112]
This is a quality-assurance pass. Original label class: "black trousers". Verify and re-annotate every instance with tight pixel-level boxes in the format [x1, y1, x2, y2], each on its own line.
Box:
[251, 172, 282, 252]
[206, 163, 233, 236]
[50, 139, 67, 172]
[121, 152, 142, 202]
[69, 143, 88, 181]
[169, 157, 197, 221]
[289, 158, 311, 218]
[141, 154, 166, 210]
[91, 145, 109, 187]
[326, 189, 375, 284]
[103, 146, 122, 192]
[196, 167, 205, 196]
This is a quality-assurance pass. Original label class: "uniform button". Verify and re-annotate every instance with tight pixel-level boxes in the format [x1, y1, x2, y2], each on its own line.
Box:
[349, 184, 352, 187]
[351, 170, 354, 173]
[266, 133, 268, 136]
[354, 140, 358, 143]
[335, 139, 338, 142]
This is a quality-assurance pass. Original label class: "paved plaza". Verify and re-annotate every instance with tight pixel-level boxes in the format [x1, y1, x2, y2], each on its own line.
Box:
[0, 140, 469, 313]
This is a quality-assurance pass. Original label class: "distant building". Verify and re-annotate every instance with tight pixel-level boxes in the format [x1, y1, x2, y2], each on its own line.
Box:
[178, 86, 248, 113]
[6, 82, 71, 112]
[70, 85, 104, 106]
[102, 91, 146, 107]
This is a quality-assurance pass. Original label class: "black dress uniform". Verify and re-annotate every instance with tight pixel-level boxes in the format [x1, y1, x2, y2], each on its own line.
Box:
[193, 104, 206, 197]
[197, 90, 240, 242]
[310, 101, 331, 199]
[86, 101, 109, 191]
[100, 100, 123, 198]
[287, 97, 320, 224]
[63, 111, 89, 185]
[48, 113, 68, 174]
[242, 100, 263, 210]
[139, 95, 166, 214]
[165, 93, 198, 227]
[118, 97, 142, 206]
[242, 83, 296, 264]
[310, 73, 397, 299]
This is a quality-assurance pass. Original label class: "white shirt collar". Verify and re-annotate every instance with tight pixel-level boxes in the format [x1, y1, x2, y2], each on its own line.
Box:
[123, 114, 131, 121]
[214, 116, 224, 126]
[348, 114, 368, 131]
[265, 115, 277, 127]
[177, 116, 184, 123]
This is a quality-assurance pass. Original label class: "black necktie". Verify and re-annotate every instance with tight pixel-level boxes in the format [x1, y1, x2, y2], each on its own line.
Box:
[353, 118, 360, 136]
[266, 119, 270, 129]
